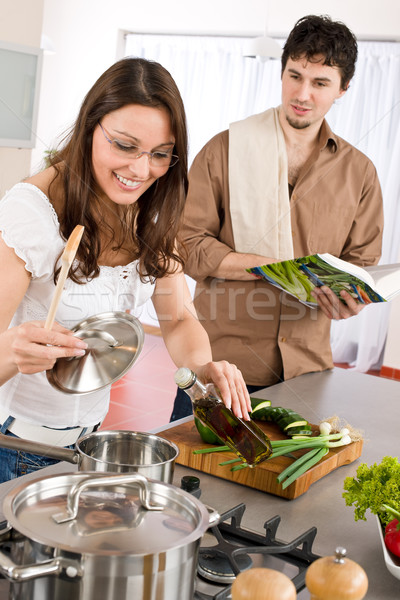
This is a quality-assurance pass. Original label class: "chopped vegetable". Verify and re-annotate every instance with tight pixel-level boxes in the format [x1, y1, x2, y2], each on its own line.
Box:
[250, 401, 312, 437]
[343, 456, 400, 526]
[250, 397, 272, 412]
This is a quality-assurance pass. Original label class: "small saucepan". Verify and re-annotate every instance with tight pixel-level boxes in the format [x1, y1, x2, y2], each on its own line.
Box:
[0, 430, 179, 483]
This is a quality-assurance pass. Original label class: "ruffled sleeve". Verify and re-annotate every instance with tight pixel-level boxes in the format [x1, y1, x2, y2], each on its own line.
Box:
[0, 183, 63, 279]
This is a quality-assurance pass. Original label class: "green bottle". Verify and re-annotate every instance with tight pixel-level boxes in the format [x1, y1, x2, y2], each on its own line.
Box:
[174, 368, 272, 467]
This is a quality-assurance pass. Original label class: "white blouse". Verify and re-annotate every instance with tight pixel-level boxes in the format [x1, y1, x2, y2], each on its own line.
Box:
[0, 183, 155, 427]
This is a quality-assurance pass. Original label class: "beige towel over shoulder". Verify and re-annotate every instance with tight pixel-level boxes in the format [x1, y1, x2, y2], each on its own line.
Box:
[228, 107, 294, 260]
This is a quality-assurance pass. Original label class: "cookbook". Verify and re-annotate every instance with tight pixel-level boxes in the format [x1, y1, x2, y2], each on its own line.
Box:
[247, 253, 400, 308]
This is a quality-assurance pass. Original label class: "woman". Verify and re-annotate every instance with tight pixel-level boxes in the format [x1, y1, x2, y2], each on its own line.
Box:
[0, 58, 250, 482]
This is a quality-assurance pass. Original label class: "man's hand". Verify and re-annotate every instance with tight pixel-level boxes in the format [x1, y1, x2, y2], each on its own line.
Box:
[311, 286, 365, 320]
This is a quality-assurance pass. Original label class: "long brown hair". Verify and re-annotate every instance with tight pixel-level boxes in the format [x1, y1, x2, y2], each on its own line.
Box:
[48, 57, 188, 283]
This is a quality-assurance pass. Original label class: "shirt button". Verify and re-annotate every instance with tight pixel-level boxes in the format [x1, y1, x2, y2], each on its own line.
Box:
[281, 337, 287, 342]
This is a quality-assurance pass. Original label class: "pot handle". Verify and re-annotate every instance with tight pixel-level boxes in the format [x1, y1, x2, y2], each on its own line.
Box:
[65, 330, 121, 361]
[206, 505, 221, 528]
[52, 472, 163, 524]
[0, 550, 83, 582]
[75, 329, 120, 347]
[0, 432, 79, 464]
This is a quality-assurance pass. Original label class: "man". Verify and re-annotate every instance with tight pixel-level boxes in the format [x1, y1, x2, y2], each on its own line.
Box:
[170, 15, 383, 420]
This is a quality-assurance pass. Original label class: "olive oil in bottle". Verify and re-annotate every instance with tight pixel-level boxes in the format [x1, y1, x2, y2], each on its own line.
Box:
[174, 368, 272, 466]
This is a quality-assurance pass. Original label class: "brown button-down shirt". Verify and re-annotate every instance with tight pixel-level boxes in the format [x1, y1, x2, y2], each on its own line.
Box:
[181, 119, 383, 386]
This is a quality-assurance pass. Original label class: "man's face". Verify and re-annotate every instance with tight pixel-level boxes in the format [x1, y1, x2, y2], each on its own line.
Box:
[280, 55, 347, 131]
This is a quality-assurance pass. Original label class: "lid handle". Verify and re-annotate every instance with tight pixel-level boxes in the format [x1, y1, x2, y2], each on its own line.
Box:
[52, 473, 163, 524]
[75, 329, 120, 347]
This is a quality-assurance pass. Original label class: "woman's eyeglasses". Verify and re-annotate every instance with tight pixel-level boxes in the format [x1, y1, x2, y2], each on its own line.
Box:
[98, 122, 179, 168]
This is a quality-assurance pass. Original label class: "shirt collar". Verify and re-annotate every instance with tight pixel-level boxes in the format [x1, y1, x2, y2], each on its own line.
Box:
[318, 119, 338, 153]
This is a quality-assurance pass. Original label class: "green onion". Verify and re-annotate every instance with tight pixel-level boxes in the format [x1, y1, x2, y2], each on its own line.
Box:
[193, 446, 230, 454]
[192, 430, 353, 486]
[231, 462, 249, 472]
[269, 444, 307, 459]
[281, 447, 329, 489]
[277, 447, 322, 483]
[219, 458, 242, 466]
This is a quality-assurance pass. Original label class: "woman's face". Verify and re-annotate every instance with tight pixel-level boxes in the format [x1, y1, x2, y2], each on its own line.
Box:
[92, 104, 175, 207]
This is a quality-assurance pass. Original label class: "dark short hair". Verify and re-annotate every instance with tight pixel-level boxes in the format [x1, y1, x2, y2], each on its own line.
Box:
[281, 15, 358, 90]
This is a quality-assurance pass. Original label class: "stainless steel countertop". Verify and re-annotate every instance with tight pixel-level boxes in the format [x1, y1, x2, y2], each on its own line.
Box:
[0, 367, 399, 598]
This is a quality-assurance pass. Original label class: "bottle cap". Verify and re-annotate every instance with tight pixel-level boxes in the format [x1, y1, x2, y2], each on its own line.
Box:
[174, 367, 195, 388]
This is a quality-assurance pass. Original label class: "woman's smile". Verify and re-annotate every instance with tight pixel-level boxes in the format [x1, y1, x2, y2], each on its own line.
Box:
[114, 172, 145, 190]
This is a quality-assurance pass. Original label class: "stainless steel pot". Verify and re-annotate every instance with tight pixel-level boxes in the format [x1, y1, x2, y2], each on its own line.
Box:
[0, 471, 219, 600]
[0, 430, 179, 482]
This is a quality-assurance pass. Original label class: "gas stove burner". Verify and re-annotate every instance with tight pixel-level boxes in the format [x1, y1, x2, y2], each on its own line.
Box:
[198, 548, 253, 583]
[195, 502, 321, 599]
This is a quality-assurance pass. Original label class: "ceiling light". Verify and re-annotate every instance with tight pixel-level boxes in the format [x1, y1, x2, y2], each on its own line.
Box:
[243, 36, 282, 61]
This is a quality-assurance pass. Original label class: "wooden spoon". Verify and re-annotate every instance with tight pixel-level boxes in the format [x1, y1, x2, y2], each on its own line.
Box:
[44, 225, 84, 330]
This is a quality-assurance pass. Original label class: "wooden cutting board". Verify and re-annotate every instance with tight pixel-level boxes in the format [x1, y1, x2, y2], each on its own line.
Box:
[160, 419, 363, 500]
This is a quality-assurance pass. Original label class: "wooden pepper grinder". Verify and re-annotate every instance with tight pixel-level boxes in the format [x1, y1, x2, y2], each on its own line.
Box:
[305, 547, 368, 600]
[231, 567, 297, 600]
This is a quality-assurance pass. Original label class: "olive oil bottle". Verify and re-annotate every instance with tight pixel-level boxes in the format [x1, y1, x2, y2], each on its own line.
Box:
[174, 368, 272, 466]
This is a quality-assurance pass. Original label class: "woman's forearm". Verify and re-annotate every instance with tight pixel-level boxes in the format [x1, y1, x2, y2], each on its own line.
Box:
[159, 317, 212, 374]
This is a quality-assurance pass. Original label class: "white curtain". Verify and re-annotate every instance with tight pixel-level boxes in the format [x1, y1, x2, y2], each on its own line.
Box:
[125, 35, 400, 370]
[124, 34, 283, 163]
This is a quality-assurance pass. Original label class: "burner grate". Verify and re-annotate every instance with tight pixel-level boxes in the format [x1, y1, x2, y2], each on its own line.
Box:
[196, 503, 320, 599]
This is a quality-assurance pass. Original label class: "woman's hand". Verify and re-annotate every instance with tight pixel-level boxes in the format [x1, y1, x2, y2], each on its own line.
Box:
[196, 361, 251, 420]
[10, 321, 88, 374]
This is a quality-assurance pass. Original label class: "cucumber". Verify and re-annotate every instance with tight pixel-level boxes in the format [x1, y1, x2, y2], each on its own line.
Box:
[287, 425, 313, 436]
[250, 398, 272, 415]
[250, 399, 312, 437]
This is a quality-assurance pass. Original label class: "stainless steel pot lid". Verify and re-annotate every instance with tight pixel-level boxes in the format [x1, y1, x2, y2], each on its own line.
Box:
[2, 472, 211, 556]
[47, 311, 144, 394]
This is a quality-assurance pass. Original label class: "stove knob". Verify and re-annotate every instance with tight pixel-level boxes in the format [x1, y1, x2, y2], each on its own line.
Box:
[231, 567, 296, 600]
[305, 547, 368, 600]
[180, 475, 201, 498]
